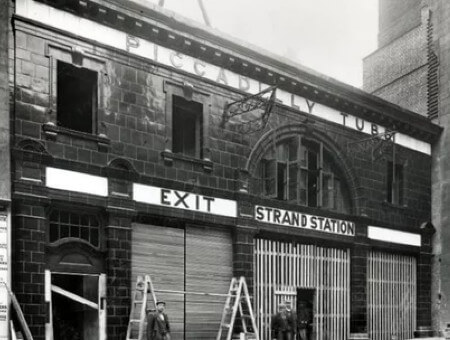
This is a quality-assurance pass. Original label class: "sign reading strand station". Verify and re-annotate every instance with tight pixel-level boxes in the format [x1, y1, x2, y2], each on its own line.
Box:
[133, 183, 238, 218]
[255, 205, 355, 236]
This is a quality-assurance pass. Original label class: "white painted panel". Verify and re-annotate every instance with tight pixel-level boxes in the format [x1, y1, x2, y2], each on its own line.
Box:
[46, 167, 108, 197]
[133, 183, 237, 217]
[368, 226, 421, 246]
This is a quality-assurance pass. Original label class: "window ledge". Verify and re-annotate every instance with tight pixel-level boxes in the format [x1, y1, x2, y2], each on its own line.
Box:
[42, 122, 110, 151]
[161, 151, 213, 172]
[382, 200, 408, 210]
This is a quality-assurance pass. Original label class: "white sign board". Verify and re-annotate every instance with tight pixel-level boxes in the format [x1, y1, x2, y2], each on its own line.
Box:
[255, 205, 355, 236]
[133, 183, 237, 218]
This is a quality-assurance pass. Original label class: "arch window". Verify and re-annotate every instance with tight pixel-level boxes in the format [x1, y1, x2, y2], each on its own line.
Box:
[49, 210, 100, 247]
[257, 136, 351, 214]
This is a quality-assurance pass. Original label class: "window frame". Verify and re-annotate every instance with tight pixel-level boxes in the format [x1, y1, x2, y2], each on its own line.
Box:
[259, 135, 349, 213]
[45, 43, 106, 136]
[163, 80, 211, 163]
[387, 161, 405, 206]
[47, 207, 104, 251]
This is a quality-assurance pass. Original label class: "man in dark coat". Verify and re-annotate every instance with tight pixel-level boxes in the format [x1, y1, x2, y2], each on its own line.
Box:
[284, 300, 297, 340]
[147, 301, 171, 340]
[271, 303, 294, 340]
[297, 301, 312, 340]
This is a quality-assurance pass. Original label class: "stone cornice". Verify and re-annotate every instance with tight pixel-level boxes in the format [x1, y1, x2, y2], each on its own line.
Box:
[31, 0, 442, 142]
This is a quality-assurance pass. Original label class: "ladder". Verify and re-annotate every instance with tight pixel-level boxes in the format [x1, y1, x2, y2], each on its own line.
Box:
[126, 275, 158, 340]
[216, 277, 259, 340]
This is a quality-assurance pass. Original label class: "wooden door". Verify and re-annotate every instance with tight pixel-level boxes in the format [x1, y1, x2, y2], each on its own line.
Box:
[131, 223, 185, 340]
[367, 251, 416, 340]
[254, 239, 350, 340]
[185, 225, 232, 340]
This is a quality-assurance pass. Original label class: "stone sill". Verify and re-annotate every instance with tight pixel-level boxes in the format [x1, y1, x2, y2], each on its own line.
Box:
[161, 151, 213, 172]
[42, 123, 110, 151]
[382, 200, 408, 210]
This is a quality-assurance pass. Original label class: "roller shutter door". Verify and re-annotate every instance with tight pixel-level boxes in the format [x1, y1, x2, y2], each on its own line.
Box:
[131, 223, 185, 340]
[131, 223, 232, 340]
[185, 225, 233, 340]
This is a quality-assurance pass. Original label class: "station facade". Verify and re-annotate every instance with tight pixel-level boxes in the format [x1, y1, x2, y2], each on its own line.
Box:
[8, 0, 442, 340]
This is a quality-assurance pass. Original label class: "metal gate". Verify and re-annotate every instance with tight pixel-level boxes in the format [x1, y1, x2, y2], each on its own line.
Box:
[254, 239, 350, 340]
[367, 251, 417, 340]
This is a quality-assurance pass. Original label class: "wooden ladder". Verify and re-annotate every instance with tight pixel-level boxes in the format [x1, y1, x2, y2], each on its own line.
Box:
[216, 277, 259, 340]
[126, 275, 158, 340]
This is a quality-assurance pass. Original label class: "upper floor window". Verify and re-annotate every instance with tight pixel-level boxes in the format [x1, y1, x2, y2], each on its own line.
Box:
[57, 61, 97, 134]
[387, 161, 404, 205]
[49, 210, 100, 247]
[172, 95, 203, 158]
[258, 136, 351, 214]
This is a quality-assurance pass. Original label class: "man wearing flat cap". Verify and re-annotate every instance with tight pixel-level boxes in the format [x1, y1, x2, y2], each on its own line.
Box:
[147, 301, 171, 340]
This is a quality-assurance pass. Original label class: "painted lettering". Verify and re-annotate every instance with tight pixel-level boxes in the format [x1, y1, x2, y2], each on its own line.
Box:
[301, 215, 307, 227]
[310, 216, 317, 229]
[291, 94, 300, 110]
[170, 52, 184, 68]
[254, 205, 355, 237]
[126, 35, 140, 52]
[324, 219, 331, 231]
[216, 68, 228, 85]
[174, 191, 189, 208]
[371, 123, 379, 135]
[255, 206, 264, 220]
[161, 189, 171, 205]
[203, 196, 215, 212]
[193, 59, 206, 77]
[265, 207, 273, 221]
[238, 75, 250, 91]
[282, 211, 291, 225]
[340, 112, 348, 126]
[356, 118, 365, 131]
[306, 99, 316, 114]
[274, 209, 281, 224]
[292, 212, 300, 227]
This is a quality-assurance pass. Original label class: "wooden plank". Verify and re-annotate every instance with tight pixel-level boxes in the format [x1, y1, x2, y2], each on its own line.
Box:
[51, 284, 98, 309]
[131, 223, 185, 340]
[45, 270, 53, 340]
[185, 225, 232, 340]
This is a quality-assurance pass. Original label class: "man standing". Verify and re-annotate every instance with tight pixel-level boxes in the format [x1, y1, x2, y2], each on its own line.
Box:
[284, 300, 297, 340]
[271, 303, 294, 340]
[147, 301, 171, 340]
[297, 301, 312, 340]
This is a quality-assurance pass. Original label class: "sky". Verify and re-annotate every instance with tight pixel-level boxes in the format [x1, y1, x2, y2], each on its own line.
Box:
[142, 0, 379, 88]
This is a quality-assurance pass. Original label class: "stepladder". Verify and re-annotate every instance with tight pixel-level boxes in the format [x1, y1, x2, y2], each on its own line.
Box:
[216, 277, 260, 340]
[126, 275, 158, 340]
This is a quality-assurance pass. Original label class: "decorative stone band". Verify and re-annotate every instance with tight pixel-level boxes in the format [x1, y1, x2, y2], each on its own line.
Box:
[133, 183, 237, 218]
[46, 167, 108, 197]
[367, 226, 421, 247]
[255, 205, 356, 237]
[17, 0, 431, 155]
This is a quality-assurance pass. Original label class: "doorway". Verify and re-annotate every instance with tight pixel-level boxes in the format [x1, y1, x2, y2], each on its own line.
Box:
[45, 271, 106, 340]
[297, 288, 315, 340]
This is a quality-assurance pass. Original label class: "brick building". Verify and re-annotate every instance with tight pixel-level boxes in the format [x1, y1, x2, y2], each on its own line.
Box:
[7, 0, 442, 339]
[364, 0, 450, 336]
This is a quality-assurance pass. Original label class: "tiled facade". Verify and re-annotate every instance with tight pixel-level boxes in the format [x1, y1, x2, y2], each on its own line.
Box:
[4, 0, 443, 339]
